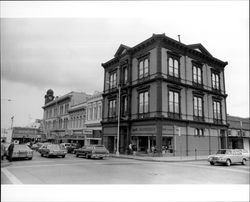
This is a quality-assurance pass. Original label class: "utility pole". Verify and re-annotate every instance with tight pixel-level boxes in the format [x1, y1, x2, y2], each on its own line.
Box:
[116, 66, 121, 156]
[11, 116, 14, 129]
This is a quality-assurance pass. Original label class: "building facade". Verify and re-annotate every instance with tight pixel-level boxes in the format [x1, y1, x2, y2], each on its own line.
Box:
[42, 89, 91, 143]
[227, 115, 250, 151]
[85, 92, 103, 145]
[101, 33, 228, 156]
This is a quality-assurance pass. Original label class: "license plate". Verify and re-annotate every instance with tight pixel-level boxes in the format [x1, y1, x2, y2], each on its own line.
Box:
[19, 152, 27, 157]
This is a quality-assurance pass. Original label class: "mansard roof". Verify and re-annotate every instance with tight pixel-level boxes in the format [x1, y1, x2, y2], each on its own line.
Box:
[102, 33, 228, 69]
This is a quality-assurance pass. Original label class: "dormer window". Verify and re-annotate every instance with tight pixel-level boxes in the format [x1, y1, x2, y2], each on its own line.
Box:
[211, 71, 220, 90]
[167, 52, 180, 79]
[168, 58, 179, 78]
[109, 71, 117, 89]
[138, 58, 149, 79]
[193, 65, 202, 85]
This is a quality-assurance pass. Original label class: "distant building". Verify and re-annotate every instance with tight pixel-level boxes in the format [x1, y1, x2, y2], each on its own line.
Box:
[12, 127, 41, 143]
[67, 102, 88, 146]
[42, 89, 91, 143]
[227, 115, 250, 151]
[85, 91, 103, 145]
[101, 33, 228, 155]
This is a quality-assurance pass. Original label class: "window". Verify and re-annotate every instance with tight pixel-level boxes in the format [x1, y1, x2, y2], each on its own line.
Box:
[212, 72, 220, 90]
[213, 100, 221, 120]
[59, 119, 62, 129]
[168, 57, 179, 78]
[94, 104, 98, 120]
[98, 104, 102, 120]
[193, 65, 202, 85]
[54, 107, 57, 117]
[123, 67, 128, 84]
[139, 91, 149, 114]
[60, 105, 64, 115]
[53, 120, 56, 129]
[65, 104, 69, 114]
[138, 58, 149, 79]
[193, 96, 203, 117]
[108, 99, 116, 118]
[122, 96, 128, 116]
[194, 128, 204, 136]
[65, 118, 68, 129]
[169, 91, 180, 114]
[109, 71, 117, 89]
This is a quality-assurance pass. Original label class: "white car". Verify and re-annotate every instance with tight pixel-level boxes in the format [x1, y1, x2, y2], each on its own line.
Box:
[208, 149, 247, 166]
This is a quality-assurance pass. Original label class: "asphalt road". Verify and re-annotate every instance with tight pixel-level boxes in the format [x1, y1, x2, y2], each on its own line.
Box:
[1, 151, 249, 184]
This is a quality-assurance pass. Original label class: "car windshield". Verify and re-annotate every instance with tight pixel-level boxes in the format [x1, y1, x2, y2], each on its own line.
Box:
[47, 145, 61, 150]
[14, 144, 30, 150]
[216, 150, 228, 154]
[94, 145, 106, 150]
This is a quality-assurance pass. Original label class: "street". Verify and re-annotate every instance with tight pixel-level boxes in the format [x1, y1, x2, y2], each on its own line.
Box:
[1, 151, 249, 184]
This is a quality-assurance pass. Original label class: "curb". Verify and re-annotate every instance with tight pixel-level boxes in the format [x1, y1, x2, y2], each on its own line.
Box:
[1, 161, 11, 168]
[110, 155, 207, 162]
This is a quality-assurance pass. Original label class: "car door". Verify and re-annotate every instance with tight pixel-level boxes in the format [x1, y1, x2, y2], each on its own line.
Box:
[230, 150, 240, 163]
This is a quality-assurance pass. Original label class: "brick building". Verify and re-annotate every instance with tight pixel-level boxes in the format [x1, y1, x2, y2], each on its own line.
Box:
[101, 33, 228, 156]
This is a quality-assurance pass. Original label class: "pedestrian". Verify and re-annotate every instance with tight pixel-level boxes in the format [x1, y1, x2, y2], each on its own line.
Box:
[8, 139, 15, 162]
[1, 139, 6, 160]
[128, 143, 133, 155]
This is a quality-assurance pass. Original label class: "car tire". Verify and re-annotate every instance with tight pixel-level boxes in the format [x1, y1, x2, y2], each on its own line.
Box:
[87, 154, 91, 159]
[41, 153, 44, 157]
[242, 159, 246, 165]
[76, 154, 79, 157]
[28, 157, 32, 160]
[62, 155, 65, 158]
[226, 159, 231, 166]
[210, 162, 214, 165]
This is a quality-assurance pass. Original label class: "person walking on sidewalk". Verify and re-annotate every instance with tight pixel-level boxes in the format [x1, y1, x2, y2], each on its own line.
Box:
[128, 143, 133, 155]
[1, 139, 6, 160]
[8, 140, 15, 162]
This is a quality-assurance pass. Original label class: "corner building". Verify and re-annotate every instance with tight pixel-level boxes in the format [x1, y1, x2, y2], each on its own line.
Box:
[101, 34, 228, 156]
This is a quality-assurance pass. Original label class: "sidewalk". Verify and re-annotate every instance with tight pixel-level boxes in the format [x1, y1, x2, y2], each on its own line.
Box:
[109, 153, 208, 162]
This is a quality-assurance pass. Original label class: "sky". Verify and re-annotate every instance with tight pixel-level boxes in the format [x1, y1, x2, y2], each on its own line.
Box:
[1, 1, 249, 129]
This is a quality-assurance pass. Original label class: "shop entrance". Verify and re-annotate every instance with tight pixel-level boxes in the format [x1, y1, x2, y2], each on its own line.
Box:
[138, 136, 149, 152]
[162, 137, 173, 153]
[228, 138, 243, 149]
[107, 136, 115, 153]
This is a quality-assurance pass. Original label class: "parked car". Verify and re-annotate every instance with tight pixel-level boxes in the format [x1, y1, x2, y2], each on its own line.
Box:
[38, 142, 51, 153]
[67, 143, 81, 153]
[7, 144, 33, 160]
[75, 145, 109, 159]
[60, 143, 71, 150]
[208, 149, 248, 166]
[39, 144, 67, 158]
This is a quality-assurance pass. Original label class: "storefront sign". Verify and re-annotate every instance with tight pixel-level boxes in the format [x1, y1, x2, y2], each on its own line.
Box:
[131, 126, 156, 134]
[83, 129, 93, 135]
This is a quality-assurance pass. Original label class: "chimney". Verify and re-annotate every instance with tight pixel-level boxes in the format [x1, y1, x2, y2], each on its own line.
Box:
[178, 35, 181, 42]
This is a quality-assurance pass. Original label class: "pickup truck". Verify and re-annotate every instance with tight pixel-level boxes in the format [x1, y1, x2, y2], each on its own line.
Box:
[75, 145, 109, 159]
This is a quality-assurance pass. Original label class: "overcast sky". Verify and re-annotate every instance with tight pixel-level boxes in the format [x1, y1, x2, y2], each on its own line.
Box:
[1, 1, 249, 129]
